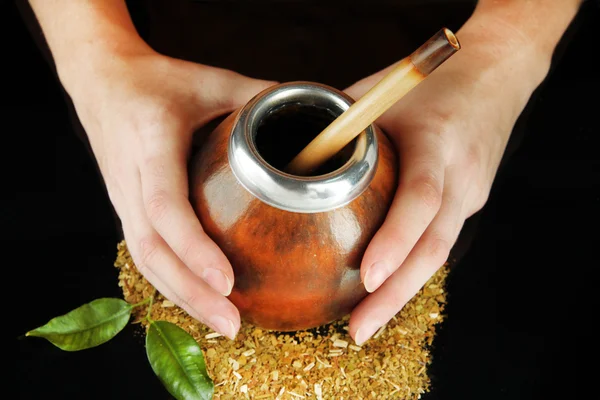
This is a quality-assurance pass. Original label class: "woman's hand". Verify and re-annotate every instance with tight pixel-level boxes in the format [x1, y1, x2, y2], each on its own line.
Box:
[343, 14, 558, 345]
[67, 47, 276, 339]
[28, 0, 279, 340]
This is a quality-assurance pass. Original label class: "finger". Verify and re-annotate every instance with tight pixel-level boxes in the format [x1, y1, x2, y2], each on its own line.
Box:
[361, 134, 446, 293]
[121, 170, 240, 339]
[138, 125, 234, 297]
[350, 169, 468, 345]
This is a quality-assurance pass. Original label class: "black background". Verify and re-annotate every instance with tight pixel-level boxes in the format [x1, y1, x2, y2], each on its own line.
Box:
[6, 1, 598, 399]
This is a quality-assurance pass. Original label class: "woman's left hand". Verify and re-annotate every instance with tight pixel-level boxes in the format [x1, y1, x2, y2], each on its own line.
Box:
[343, 24, 550, 345]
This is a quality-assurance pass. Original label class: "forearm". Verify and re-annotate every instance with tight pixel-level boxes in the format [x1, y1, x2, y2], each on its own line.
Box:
[28, 0, 151, 92]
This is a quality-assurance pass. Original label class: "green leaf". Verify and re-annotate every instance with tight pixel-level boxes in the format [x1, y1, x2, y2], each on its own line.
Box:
[26, 298, 133, 351]
[146, 320, 214, 400]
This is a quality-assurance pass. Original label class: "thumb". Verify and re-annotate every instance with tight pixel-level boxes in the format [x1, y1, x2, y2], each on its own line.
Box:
[193, 65, 278, 123]
[344, 62, 399, 100]
[227, 72, 279, 108]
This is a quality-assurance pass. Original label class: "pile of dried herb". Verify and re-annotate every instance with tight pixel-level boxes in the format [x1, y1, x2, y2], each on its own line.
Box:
[115, 240, 449, 399]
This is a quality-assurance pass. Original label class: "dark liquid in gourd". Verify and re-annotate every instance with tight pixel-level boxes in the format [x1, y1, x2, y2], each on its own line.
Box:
[255, 104, 356, 177]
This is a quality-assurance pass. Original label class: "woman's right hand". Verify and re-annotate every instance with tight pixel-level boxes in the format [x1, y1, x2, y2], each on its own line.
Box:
[64, 46, 276, 339]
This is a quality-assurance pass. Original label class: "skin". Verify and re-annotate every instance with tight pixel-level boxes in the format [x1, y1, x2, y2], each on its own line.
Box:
[28, 0, 582, 343]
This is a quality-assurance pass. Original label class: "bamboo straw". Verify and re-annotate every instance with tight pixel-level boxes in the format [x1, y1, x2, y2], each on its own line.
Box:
[286, 28, 461, 176]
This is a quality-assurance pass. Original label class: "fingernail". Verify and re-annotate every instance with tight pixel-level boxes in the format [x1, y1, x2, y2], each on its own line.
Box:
[354, 320, 382, 346]
[363, 261, 392, 293]
[208, 315, 237, 340]
[202, 268, 232, 296]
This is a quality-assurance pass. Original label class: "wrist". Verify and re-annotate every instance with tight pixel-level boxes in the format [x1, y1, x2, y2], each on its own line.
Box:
[56, 32, 154, 98]
[456, 16, 550, 91]
[456, 0, 581, 87]
[418, 17, 555, 141]
[28, 0, 155, 97]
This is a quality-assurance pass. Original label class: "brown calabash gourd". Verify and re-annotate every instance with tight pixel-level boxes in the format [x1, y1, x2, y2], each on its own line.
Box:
[189, 82, 397, 331]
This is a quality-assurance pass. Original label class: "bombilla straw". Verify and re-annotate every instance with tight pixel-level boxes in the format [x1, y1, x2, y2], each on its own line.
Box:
[286, 28, 461, 176]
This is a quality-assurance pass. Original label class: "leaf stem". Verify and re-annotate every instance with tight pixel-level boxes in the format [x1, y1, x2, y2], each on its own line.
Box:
[132, 297, 152, 308]
[145, 289, 158, 323]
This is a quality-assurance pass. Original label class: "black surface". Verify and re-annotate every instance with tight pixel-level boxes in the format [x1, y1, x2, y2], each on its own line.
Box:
[6, 1, 598, 399]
